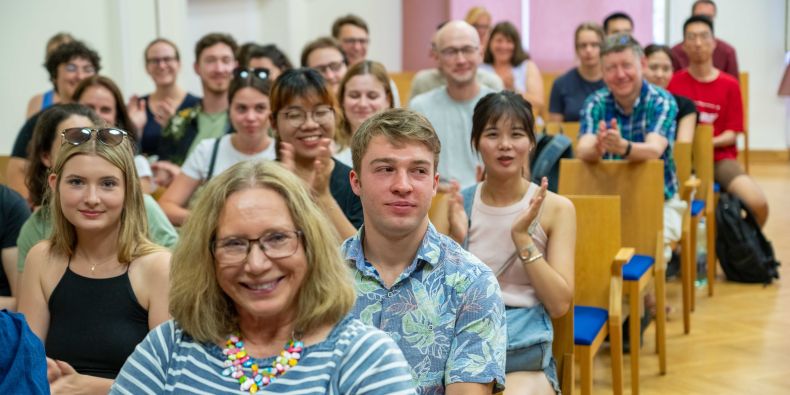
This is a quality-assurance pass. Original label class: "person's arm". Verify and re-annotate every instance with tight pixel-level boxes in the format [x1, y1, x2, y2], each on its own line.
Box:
[676, 112, 697, 143]
[134, 251, 172, 329]
[158, 173, 201, 226]
[602, 129, 668, 161]
[577, 133, 603, 162]
[522, 60, 545, 116]
[47, 361, 114, 395]
[6, 158, 30, 200]
[446, 383, 494, 395]
[713, 130, 737, 148]
[511, 181, 575, 318]
[0, 248, 19, 310]
[16, 242, 52, 340]
[547, 113, 564, 123]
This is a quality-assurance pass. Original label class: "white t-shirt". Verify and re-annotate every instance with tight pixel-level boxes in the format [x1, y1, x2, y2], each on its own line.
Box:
[181, 134, 276, 181]
[134, 155, 153, 178]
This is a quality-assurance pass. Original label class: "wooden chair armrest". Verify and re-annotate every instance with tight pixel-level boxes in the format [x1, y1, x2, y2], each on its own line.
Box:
[680, 176, 701, 202]
[609, 247, 634, 321]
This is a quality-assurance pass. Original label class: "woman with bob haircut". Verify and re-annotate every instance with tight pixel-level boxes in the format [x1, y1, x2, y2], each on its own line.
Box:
[16, 104, 177, 274]
[481, 21, 546, 117]
[17, 124, 171, 394]
[111, 160, 414, 394]
[270, 68, 363, 239]
[159, 68, 275, 226]
[334, 60, 394, 167]
[455, 91, 575, 395]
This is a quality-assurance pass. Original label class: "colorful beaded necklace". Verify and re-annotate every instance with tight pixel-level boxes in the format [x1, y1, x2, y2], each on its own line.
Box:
[221, 332, 304, 393]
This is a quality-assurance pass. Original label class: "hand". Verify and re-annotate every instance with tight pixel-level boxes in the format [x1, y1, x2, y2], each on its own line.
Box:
[309, 138, 334, 197]
[127, 95, 148, 136]
[278, 141, 296, 172]
[511, 177, 548, 244]
[152, 98, 176, 126]
[599, 119, 626, 155]
[49, 359, 82, 394]
[446, 180, 468, 243]
[151, 160, 181, 188]
[47, 357, 63, 384]
[497, 68, 515, 90]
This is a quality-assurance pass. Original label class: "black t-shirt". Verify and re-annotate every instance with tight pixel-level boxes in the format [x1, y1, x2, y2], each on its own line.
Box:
[0, 185, 31, 296]
[549, 68, 606, 122]
[329, 159, 364, 229]
[11, 112, 41, 158]
[674, 93, 697, 124]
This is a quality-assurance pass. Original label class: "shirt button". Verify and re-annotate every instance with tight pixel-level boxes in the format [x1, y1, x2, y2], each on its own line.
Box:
[387, 291, 394, 298]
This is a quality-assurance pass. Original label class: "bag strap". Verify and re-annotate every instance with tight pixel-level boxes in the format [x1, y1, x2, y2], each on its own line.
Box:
[206, 137, 222, 181]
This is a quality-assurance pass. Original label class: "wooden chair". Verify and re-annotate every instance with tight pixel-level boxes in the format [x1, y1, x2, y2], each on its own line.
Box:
[552, 305, 575, 395]
[542, 71, 560, 121]
[559, 159, 667, 395]
[427, 192, 450, 236]
[691, 125, 717, 298]
[0, 155, 10, 185]
[389, 71, 415, 107]
[739, 72, 750, 173]
[544, 122, 580, 151]
[672, 141, 701, 334]
[569, 195, 629, 395]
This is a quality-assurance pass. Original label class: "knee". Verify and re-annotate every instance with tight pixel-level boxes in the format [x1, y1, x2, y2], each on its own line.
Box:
[726, 176, 769, 225]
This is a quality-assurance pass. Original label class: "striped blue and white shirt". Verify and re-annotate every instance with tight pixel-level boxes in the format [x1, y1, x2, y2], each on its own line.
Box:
[110, 316, 415, 394]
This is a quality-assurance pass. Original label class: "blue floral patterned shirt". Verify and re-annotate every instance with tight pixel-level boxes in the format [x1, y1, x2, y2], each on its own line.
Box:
[579, 80, 679, 200]
[342, 223, 507, 394]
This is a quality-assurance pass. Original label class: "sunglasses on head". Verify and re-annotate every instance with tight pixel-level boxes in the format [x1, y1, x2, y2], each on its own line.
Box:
[61, 127, 128, 147]
[234, 67, 270, 81]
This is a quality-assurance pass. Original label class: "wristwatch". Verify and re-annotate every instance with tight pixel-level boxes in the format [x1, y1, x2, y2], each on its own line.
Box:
[517, 243, 542, 265]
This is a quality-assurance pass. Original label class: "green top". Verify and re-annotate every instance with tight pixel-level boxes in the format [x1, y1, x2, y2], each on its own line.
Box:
[190, 111, 228, 156]
[16, 194, 178, 272]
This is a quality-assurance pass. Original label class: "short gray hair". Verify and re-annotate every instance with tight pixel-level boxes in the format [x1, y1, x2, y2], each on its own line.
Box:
[600, 33, 643, 58]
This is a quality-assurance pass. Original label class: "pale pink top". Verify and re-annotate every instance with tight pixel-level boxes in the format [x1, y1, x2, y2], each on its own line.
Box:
[467, 182, 548, 307]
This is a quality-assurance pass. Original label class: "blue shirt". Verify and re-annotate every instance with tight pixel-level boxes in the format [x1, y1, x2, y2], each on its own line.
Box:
[110, 316, 415, 394]
[579, 81, 679, 200]
[548, 68, 606, 122]
[342, 224, 507, 394]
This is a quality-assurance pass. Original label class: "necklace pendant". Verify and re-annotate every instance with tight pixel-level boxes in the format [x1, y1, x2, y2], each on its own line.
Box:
[91, 264, 96, 274]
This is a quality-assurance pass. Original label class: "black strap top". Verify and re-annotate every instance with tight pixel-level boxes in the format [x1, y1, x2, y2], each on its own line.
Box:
[45, 259, 149, 379]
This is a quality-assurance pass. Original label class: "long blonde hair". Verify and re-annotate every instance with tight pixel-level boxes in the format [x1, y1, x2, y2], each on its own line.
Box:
[48, 136, 161, 262]
[170, 160, 356, 343]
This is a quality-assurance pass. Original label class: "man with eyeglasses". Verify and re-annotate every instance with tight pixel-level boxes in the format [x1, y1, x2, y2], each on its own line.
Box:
[7, 40, 100, 200]
[670, 0, 739, 79]
[301, 37, 348, 95]
[154, 33, 238, 187]
[668, 16, 768, 227]
[578, 33, 684, 264]
[409, 21, 494, 189]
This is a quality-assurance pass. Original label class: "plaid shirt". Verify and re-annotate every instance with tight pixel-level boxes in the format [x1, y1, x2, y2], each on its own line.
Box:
[579, 81, 679, 200]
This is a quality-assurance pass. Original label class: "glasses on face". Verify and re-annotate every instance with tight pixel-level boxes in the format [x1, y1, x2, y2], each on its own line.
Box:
[212, 230, 303, 265]
[63, 63, 96, 74]
[146, 56, 177, 66]
[61, 128, 128, 147]
[438, 45, 479, 60]
[312, 61, 345, 75]
[341, 37, 369, 46]
[234, 67, 270, 81]
[685, 32, 712, 42]
[279, 106, 334, 128]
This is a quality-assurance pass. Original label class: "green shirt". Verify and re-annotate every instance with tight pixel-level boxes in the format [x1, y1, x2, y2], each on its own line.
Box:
[16, 194, 178, 272]
[189, 111, 228, 156]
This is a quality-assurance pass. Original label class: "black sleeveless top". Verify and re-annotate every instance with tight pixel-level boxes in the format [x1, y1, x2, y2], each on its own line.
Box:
[45, 261, 149, 379]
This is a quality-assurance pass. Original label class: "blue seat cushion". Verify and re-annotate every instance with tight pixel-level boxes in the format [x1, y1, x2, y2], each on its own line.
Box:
[574, 306, 608, 346]
[691, 199, 705, 216]
[713, 182, 720, 193]
[623, 254, 655, 281]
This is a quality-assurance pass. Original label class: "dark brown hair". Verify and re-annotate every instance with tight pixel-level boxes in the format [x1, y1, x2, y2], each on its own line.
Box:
[73, 75, 140, 138]
[331, 14, 369, 38]
[471, 91, 536, 153]
[194, 33, 238, 62]
[336, 60, 393, 148]
[145, 38, 181, 62]
[483, 21, 530, 66]
[300, 37, 346, 68]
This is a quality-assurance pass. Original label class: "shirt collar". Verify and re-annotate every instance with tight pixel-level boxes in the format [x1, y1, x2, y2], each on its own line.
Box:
[344, 223, 442, 280]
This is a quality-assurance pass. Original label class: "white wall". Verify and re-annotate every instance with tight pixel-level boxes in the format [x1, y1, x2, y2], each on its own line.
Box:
[668, 0, 788, 150]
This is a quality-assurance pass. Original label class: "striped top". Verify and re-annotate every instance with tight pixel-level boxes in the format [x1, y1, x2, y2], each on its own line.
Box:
[110, 316, 416, 394]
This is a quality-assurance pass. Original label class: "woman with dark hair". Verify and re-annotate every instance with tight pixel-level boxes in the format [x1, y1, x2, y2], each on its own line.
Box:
[25, 32, 75, 118]
[243, 43, 294, 81]
[334, 60, 394, 166]
[455, 91, 575, 395]
[644, 44, 697, 143]
[548, 22, 606, 122]
[16, 104, 178, 275]
[138, 38, 200, 155]
[270, 68, 363, 239]
[159, 68, 276, 226]
[481, 22, 545, 115]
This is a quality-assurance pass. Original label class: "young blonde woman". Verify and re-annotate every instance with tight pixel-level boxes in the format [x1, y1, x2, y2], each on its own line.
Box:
[18, 126, 170, 394]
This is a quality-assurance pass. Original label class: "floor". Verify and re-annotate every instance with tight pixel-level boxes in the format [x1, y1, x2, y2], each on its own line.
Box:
[585, 161, 790, 395]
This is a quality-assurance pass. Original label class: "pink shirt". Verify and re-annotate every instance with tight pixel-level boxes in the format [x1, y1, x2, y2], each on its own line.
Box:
[467, 183, 548, 307]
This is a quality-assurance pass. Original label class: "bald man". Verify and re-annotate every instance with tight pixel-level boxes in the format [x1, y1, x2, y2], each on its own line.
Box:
[409, 21, 495, 188]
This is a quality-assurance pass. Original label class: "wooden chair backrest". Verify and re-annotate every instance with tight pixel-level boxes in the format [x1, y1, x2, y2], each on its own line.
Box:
[558, 159, 663, 256]
[673, 141, 692, 189]
[0, 155, 9, 184]
[738, 71, 750, 172]
[542, 71, 560, 120]
[569, 195, 622, 308]
[692, 124, 714, 201]
[428, 192, 450, 235]
[543, 122, 580, 150]
[389, 71, 416, 107]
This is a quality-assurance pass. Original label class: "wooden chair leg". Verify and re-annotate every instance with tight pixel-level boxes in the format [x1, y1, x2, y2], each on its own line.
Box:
[628, 283, 640, 395]
[707, 211, 716, 296]
[609, 322, 624, 395]
[579, 346, 593, 395]
[689, 216, 699, 313]
[681, 220, 693, 333]
[562, 353, 574, 395]
[655, 270, 668, 375]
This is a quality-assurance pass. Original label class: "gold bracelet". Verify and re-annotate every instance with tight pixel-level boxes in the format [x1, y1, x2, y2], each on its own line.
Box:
[524, 253, 543, 265]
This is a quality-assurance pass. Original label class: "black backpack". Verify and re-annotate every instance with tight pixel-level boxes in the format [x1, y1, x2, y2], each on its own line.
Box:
[715, 193, 780, 284]
[530, 132, 574, 192]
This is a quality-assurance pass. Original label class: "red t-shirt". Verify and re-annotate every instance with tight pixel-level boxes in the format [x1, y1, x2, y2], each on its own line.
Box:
[667, 70, 743, 161]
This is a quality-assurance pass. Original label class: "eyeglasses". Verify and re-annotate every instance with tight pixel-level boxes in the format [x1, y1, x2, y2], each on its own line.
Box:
[63, 63, 97, 74]
[684, 32, 712, 42]
[279, 106, 334, 127]
[146, 56, 177, 66]
[341, 37, 369, 46]
[438, 45, 479, 59]
[61, 128, 128, 147]
[212, 230, 303, 265]
[312, 61, 345, 75]
[234, 67, 270, 81]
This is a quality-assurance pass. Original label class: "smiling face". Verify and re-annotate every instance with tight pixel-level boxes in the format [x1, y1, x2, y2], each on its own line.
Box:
[644, 50, 673, 88]
[342, 74, 391, 133]
[230, 87, 271, 141]
[54, 57, 97, 101]
[602, 48, 645, 105]
[214, 187, 307, 325]
[436, 23, 481, 86]
[489, 32, 515, 63]
[51, 154, 125, 233]
[337, 24, 369, 66]
[78, 85, 117, 126]
[350, 135, 438, 238]
[273, 94, 335, 161]
[306, 47, 347, 94]
[194, 43, 237, 95]
[476, 115, 532, 179]
[145, 41, 181, 87]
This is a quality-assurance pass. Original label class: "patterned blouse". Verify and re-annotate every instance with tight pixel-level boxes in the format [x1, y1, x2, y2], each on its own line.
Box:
[342, 224, 507, 394]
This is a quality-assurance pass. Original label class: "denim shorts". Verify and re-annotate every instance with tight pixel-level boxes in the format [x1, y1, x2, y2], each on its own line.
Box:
[505, 304, 561, 394]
